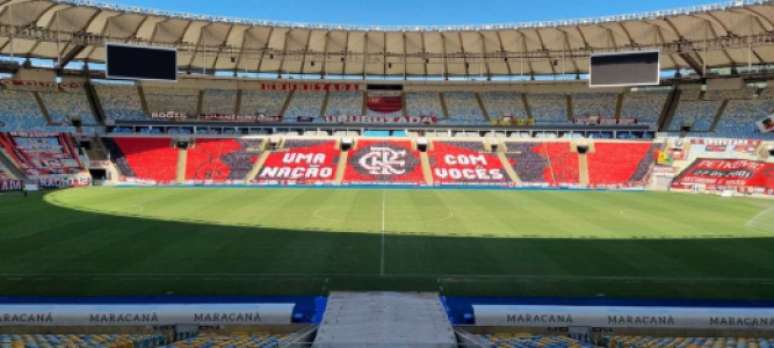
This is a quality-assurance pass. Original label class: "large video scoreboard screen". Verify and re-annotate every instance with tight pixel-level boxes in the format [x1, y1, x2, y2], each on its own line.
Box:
[106, 43, 177, 81]
[589, 50, 660, 87]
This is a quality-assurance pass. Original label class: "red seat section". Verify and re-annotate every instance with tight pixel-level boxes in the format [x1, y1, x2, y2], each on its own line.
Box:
[255, 139, 339, 184]
[186, 139, 263, 182]
[542, 142, 579, 185]
[504, 142, 578, 186]
[505, 142, 550, 184]
[588, 142, 655, 186]
[109, 137, 178, 183]
[429, 141, 509, 185]
[0, 132, 83, 178]
[344, 139, 424, 184]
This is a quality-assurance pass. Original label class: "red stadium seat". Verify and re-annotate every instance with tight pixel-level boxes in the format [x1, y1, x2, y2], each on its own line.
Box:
[185, 139, 244, 181]
[255, 139, 339, 184]
[429, 141, 509, 185]
[505, 142, 579, 186]
[111, 137, 178, 183]
[587, 142, 654, 186]
[344, 139, 424, 184]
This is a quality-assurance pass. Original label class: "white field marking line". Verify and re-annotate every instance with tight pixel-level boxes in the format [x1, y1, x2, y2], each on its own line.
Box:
[3, 272, 774, 283]
[745, 205, 774, 229]
[380, 189, 386, 276]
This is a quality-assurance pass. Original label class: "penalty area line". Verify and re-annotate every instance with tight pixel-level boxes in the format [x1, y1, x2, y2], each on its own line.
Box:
[745, 206, 774, 229]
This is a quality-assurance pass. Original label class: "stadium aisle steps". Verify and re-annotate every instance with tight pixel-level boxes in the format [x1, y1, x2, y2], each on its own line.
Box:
[314, 292, 456, 347]
[334, 150, 348, 184]
[0, 148, 23, 180]
[176, 147, 187, 183]
[578, 146, 590, 186]
[246, 151, 271, 182]
[420, 151, 434, 185]
[543, 142, 580, 185]
[497, 151, 522, 184]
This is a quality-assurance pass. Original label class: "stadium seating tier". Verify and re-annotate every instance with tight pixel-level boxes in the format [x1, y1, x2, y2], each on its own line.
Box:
[107, 137, 179, 183]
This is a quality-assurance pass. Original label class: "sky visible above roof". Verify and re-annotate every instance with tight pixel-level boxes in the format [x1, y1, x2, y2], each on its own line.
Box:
[103, 0, 725, 27]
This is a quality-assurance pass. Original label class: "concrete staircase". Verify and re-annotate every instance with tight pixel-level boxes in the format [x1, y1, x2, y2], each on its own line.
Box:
[245, 151, 272, 182]
[497, 151, 521, 184]
[313, 292, 456, 348]
[176, 148, 188, 183]
[334, 150, 349, 184]
[419, 152, 434, 185]
[0, 147, 25, 180]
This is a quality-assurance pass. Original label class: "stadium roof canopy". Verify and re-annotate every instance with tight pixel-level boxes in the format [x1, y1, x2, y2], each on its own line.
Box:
[1, 0, 774, 78]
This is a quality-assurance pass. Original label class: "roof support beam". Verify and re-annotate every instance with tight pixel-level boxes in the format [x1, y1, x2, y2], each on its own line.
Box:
[319, 30, 329, 79]
[277, 29, 291, 78]
[26, 3, 67, 57]
[494, 31, 512, 76]
[733, 7, 774, 29]
[574, 26, 591, 49]
[383, 31, 388, 76]
[402, 32, 408, 80]
[662, 17, 684, 41]
[187, 24, 211, 71]
[441, 32, 449, 79]
[233, 27, 251, 74]
[255, 27, 275, 73]
[646, 21, 680, 71]
[688, 14, 737, 70]
[533, 29, 556, 76]
[557, 29, 580, 74]
[700, 12, 734, 36]
[127, 15, 152, 42]
[0, 0, 35, 23]
[54, 44, 85, 70]
[678, 51, 704, 77]
[615, 22, 636, 47]
[457, 32, 469, 78]
[298, 30, 313, 75]
[600, 25, 618, 50]
[341, 30, 350, 76]
[478, 32, 491, 79]
[172, 20, 195, 46]
[420, 32, 428, 77]
[82, 13, 121, 62]
[148, 17, 170, 43]
[211, 24, 236, 71]
[517, 31, 535, 77]
[361, 32, 368, 79]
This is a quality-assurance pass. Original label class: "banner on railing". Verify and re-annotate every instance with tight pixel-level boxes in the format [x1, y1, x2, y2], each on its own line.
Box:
[37, 174, 91, 189]
[260, 82, 359, 92]
[672, 158, 774, 192]
[0, 79, 84, 91]
[322, 115, 437, 124]
[0, 303, 294, 326]
[473, 305, 774, 330]
[150, 112, 281, 123]
[0, 179, 22, 192]
[367, 96, 403, 114]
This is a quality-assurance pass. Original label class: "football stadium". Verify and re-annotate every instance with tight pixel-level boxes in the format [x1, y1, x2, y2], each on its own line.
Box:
[0, 0, 773, 346]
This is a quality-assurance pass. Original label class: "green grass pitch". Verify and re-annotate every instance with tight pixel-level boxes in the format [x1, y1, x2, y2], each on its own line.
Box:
[1, 187, 773, 299]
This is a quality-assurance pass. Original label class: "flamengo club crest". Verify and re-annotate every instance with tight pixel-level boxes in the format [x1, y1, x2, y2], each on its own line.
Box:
[358, 147, 407, 175]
